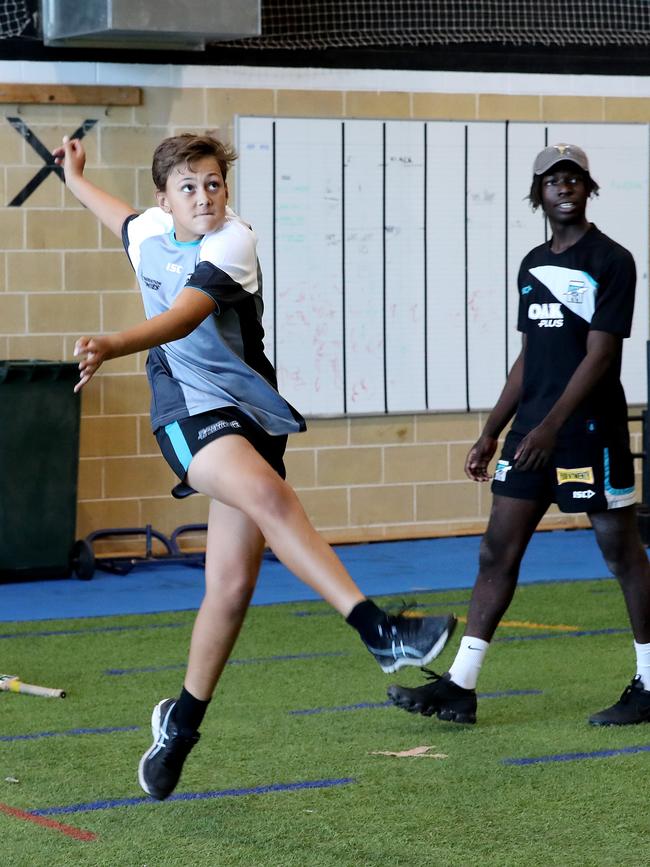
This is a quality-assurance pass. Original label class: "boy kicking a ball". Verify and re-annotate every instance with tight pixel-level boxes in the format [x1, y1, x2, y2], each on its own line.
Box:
[54, 132, 456, 800]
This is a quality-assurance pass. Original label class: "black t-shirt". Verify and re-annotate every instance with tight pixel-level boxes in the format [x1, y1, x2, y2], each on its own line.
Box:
[512, 225, 635, 441]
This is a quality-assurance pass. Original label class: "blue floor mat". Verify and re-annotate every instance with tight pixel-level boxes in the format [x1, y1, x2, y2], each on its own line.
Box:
[0, 529, 616, 622]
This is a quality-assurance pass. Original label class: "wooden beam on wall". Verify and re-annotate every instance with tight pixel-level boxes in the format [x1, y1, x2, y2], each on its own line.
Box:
[0, 84, 141, 105]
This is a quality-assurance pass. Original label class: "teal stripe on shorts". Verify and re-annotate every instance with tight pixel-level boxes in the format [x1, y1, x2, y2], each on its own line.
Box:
[604, 447, 635, 496]
[165, 421, 193, 471]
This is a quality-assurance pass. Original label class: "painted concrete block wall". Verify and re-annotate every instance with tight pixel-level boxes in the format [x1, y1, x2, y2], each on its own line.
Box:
[0, 84, 645, 549]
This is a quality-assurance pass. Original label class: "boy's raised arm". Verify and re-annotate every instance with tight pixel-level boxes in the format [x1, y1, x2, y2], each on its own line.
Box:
[53, 136, 137, 237]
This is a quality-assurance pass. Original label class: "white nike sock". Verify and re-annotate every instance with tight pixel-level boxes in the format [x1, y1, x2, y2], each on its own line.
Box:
[634, 640, 650, 690]
[448, 636, 490, 690]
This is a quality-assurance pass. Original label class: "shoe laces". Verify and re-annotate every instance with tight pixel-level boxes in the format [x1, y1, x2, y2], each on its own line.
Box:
[154, 723, 197, 768]
[619, 676, 642, 703]
[377, 621, 406, 660]
[384, 599, 422, 618]
[154, 727, 170, 753]
[377, 610, 427, 660]
[421, 668, 443, 684]
[384, 610, 424, 635]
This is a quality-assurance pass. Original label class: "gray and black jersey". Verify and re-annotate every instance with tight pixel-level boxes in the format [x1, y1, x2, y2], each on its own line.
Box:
[514, 225, 635, 442]
[122, 207, 305, 436]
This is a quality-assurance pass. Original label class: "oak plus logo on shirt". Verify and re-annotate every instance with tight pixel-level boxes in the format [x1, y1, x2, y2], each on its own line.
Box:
[527, 302, 564, 328]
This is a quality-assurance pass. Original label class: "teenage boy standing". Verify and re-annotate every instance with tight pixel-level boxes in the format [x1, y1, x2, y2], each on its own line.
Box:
[388, 143, 650, 727]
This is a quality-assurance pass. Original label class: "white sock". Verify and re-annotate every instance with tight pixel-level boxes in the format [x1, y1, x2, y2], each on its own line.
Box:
[634, 640, 650, 690]
[448, 636, 490, 690]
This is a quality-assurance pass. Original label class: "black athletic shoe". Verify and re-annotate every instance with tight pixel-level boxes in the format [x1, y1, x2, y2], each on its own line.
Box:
[589, 676, 650, 726]
[364, 613, 456, 674]
[387, 669, 477, 724]
[138, 698, 200, 800]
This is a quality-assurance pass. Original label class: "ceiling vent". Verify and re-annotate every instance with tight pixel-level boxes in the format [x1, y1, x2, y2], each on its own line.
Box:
[41, 0, 261, 51]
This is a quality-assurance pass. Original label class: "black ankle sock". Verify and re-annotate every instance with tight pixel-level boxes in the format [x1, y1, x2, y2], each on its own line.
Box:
[172, 687, 210, 735]
[346, 599, 386, 643]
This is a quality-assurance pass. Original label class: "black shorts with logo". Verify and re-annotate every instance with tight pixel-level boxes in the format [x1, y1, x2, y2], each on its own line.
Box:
[491, 425, 636, 513]
[156, 406, 288, 499]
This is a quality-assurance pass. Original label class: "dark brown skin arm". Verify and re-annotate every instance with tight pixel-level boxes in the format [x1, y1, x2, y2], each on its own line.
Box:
[513, 330, 621, 471]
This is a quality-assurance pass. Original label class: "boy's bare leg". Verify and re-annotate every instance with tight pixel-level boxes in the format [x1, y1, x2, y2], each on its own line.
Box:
[187, 434, 456, 674]
[584, 506, 650, 726]
[186, 435, 365, 617]
[386, 494, 548, 722]
[590, 505, 650, 643]
[184, 498, 265, 701]
[464, 494, 550, 640]
[185, 435, 456, 680]
[137, 497, 264, 800]
[139, 434, 457, 801]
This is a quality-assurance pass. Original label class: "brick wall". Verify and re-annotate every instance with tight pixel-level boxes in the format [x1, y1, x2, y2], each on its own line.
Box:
[1, 88, 646, 550]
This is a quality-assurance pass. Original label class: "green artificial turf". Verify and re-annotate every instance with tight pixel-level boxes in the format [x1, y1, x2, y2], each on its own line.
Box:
[1, 580, 649, 866]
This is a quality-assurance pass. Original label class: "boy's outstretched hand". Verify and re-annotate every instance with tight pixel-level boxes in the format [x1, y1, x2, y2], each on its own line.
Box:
[52, 135, 86, 183]
[73, 335, 114, 393]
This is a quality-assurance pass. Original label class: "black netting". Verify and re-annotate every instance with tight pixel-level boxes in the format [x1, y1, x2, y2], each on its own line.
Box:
[0, 0, 30, 38]
[225, 1, 650, 49]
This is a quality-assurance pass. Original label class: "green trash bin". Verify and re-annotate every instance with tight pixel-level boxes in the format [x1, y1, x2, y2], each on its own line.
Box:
[0, 360, 81, 581]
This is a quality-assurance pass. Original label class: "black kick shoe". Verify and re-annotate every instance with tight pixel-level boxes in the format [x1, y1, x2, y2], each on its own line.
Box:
[138, 698, 200, 800]
[589, 676, 650, 726]
[387, 669, 477, 724]
[364, 613, 456, 674]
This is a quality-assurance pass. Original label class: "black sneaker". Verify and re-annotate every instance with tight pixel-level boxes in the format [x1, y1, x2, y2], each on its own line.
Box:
[589, 676, 650, 726]
[365, 613, 456, 674]
[387, 670, 477, 724]
[138, 698, 200, 800]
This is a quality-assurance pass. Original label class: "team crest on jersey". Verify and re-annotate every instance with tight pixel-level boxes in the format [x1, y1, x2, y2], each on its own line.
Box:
[529, 266, 597, 325]
[564, 279, 587, 304]
[556, 466, 595, 485]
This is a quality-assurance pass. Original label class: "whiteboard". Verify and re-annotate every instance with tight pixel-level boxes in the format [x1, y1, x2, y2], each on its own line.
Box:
[237, 119, 649, 415]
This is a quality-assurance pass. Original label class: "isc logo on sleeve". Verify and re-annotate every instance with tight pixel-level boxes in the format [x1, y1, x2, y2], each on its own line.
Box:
[166, 262, 183, 274]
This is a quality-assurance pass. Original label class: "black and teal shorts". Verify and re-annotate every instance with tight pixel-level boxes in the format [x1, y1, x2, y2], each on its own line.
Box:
[491, 426, 636, 514]
[156, 406, 288, 499]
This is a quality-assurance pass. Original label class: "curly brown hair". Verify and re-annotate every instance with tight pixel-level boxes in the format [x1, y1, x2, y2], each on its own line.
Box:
[151, 133, 237, 191]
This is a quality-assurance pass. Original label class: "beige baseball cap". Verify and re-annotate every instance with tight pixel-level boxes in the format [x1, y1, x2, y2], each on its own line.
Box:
[533, 143, 589, 176]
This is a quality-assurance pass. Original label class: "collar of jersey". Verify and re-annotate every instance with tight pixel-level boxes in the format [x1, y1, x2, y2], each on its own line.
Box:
[169, 230, 201, 247]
